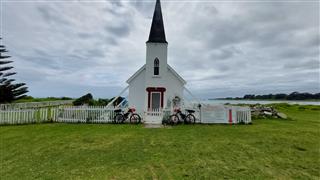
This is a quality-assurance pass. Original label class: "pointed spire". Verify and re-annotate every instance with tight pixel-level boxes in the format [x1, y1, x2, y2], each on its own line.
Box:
[147, 0, 167, 43]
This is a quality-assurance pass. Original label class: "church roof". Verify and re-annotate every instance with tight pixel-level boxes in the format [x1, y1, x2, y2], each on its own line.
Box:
[147, 0, 167, 43]
[126, 65, 186, 85]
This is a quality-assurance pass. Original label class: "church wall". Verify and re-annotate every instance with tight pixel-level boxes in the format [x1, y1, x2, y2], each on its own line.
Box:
[128, 70, 146, 111]
[164, 70, 184, 109]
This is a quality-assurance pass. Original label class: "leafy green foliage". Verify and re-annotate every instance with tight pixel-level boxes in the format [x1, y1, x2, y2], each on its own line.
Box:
[73, 93, 124, 106]
[73, 93, 94, 106]
[0, 38, 28, 103]
[73, 93, 116, 106]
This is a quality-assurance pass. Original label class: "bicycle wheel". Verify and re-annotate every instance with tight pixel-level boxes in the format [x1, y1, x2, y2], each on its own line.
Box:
[169, 115, 179, 125]
[130, 114, 141, 124]
[114, 114, 124, 124]
[185, 114, 196, 124]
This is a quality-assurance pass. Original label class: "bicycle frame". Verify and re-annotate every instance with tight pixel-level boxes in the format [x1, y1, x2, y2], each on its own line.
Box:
[114, 108, 138, 123]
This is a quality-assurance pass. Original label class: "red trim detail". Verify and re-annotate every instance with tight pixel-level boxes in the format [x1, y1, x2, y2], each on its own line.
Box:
[148, 92, 151, 109]
[160, 91, 164, 107]
[229, 109, 232, 124]
[146, 87, 166, 92]
[146, 87, 166, 109]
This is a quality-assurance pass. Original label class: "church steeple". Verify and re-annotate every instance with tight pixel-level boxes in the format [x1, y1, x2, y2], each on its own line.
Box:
[147, 0, 167, 43]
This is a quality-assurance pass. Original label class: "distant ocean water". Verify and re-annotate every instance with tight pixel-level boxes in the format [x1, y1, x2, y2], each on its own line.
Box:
[203, 100, 320, 106]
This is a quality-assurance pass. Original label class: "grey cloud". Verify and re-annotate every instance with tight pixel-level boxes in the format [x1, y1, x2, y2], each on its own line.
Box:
[284, 59, 319, 70]
[130, 1, 154, 18]
[77, 33, 94, 39]
[86, 49, 105, 58]
[3, 1, 319, 98]
[110, 0, 123, 8]
[105, 24, 131, 37]
[209, 46, 243, 60]
[37, 5, 70, 26]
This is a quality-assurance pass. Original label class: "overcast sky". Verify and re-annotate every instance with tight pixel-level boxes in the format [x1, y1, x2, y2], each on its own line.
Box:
[1, 0, 319, 99]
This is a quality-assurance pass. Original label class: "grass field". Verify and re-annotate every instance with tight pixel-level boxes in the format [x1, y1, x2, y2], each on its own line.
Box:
[0, 104, 319, 179]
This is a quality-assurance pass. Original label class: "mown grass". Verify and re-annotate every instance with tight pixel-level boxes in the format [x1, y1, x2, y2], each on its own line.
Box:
[0, 104, 319, 179]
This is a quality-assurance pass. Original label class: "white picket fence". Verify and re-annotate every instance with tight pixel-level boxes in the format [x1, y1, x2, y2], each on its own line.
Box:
[57, 106, 117, 123]
[199, 105, 252, 124]
[235, 107, 252, 124]
[0, 104, 251, 125]
[0, 106, 146, 125]
[0, 107, 59, 125]
[0, 100, 73, 110]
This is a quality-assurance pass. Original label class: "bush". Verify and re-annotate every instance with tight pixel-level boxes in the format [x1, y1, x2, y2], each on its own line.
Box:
[73, 93, 93, 106]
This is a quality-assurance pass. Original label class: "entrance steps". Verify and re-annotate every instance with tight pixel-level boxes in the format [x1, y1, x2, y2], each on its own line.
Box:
[144, 115, 162, 125]
[144, 109, 163, 125]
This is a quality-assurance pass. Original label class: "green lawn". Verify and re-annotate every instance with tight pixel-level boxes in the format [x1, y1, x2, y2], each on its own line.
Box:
[0, 104, 319, 179]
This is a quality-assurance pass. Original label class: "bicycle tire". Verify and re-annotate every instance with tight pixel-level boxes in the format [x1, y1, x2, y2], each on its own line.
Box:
[169, 115, 179, 125]
[114, 114, 124, 124]
[185, 114, 196, 124]
[130, 114, 141, 124]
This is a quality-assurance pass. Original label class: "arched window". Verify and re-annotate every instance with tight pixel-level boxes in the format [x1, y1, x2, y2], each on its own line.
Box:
[154, 58, 159, 75]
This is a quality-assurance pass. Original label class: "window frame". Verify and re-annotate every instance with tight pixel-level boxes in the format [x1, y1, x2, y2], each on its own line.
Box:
[154, 58, 159, 76]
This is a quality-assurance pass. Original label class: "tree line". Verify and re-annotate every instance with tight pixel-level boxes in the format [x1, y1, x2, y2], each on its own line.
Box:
[219, 92, 320, 100]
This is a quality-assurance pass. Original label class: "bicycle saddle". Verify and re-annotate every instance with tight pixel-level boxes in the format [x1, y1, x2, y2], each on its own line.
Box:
[114, 109, 122, 113]
[186, 109, 195, 113]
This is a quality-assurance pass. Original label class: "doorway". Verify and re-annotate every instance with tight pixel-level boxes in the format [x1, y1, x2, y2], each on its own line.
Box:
[151, 92, 161, 109]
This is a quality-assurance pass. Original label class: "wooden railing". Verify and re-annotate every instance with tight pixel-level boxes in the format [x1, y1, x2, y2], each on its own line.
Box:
[146, 108, 163, 116]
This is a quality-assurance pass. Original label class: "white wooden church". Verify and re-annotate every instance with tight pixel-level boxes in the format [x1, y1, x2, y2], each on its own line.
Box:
[126, 0, 186, 113]
[122, 0, 251, 125]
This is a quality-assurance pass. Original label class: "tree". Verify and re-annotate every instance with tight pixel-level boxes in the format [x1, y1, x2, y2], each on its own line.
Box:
[73, 93, 93, 106]
[0, 38, 28, 103]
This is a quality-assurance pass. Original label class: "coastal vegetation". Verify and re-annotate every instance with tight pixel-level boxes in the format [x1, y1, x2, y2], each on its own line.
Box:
[13, 96, 73, 103]
[12, 94, 123, 107]
[215, 91, 320, 101]
[72, 93, 124, 106]
[1, 103, 319, 179]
